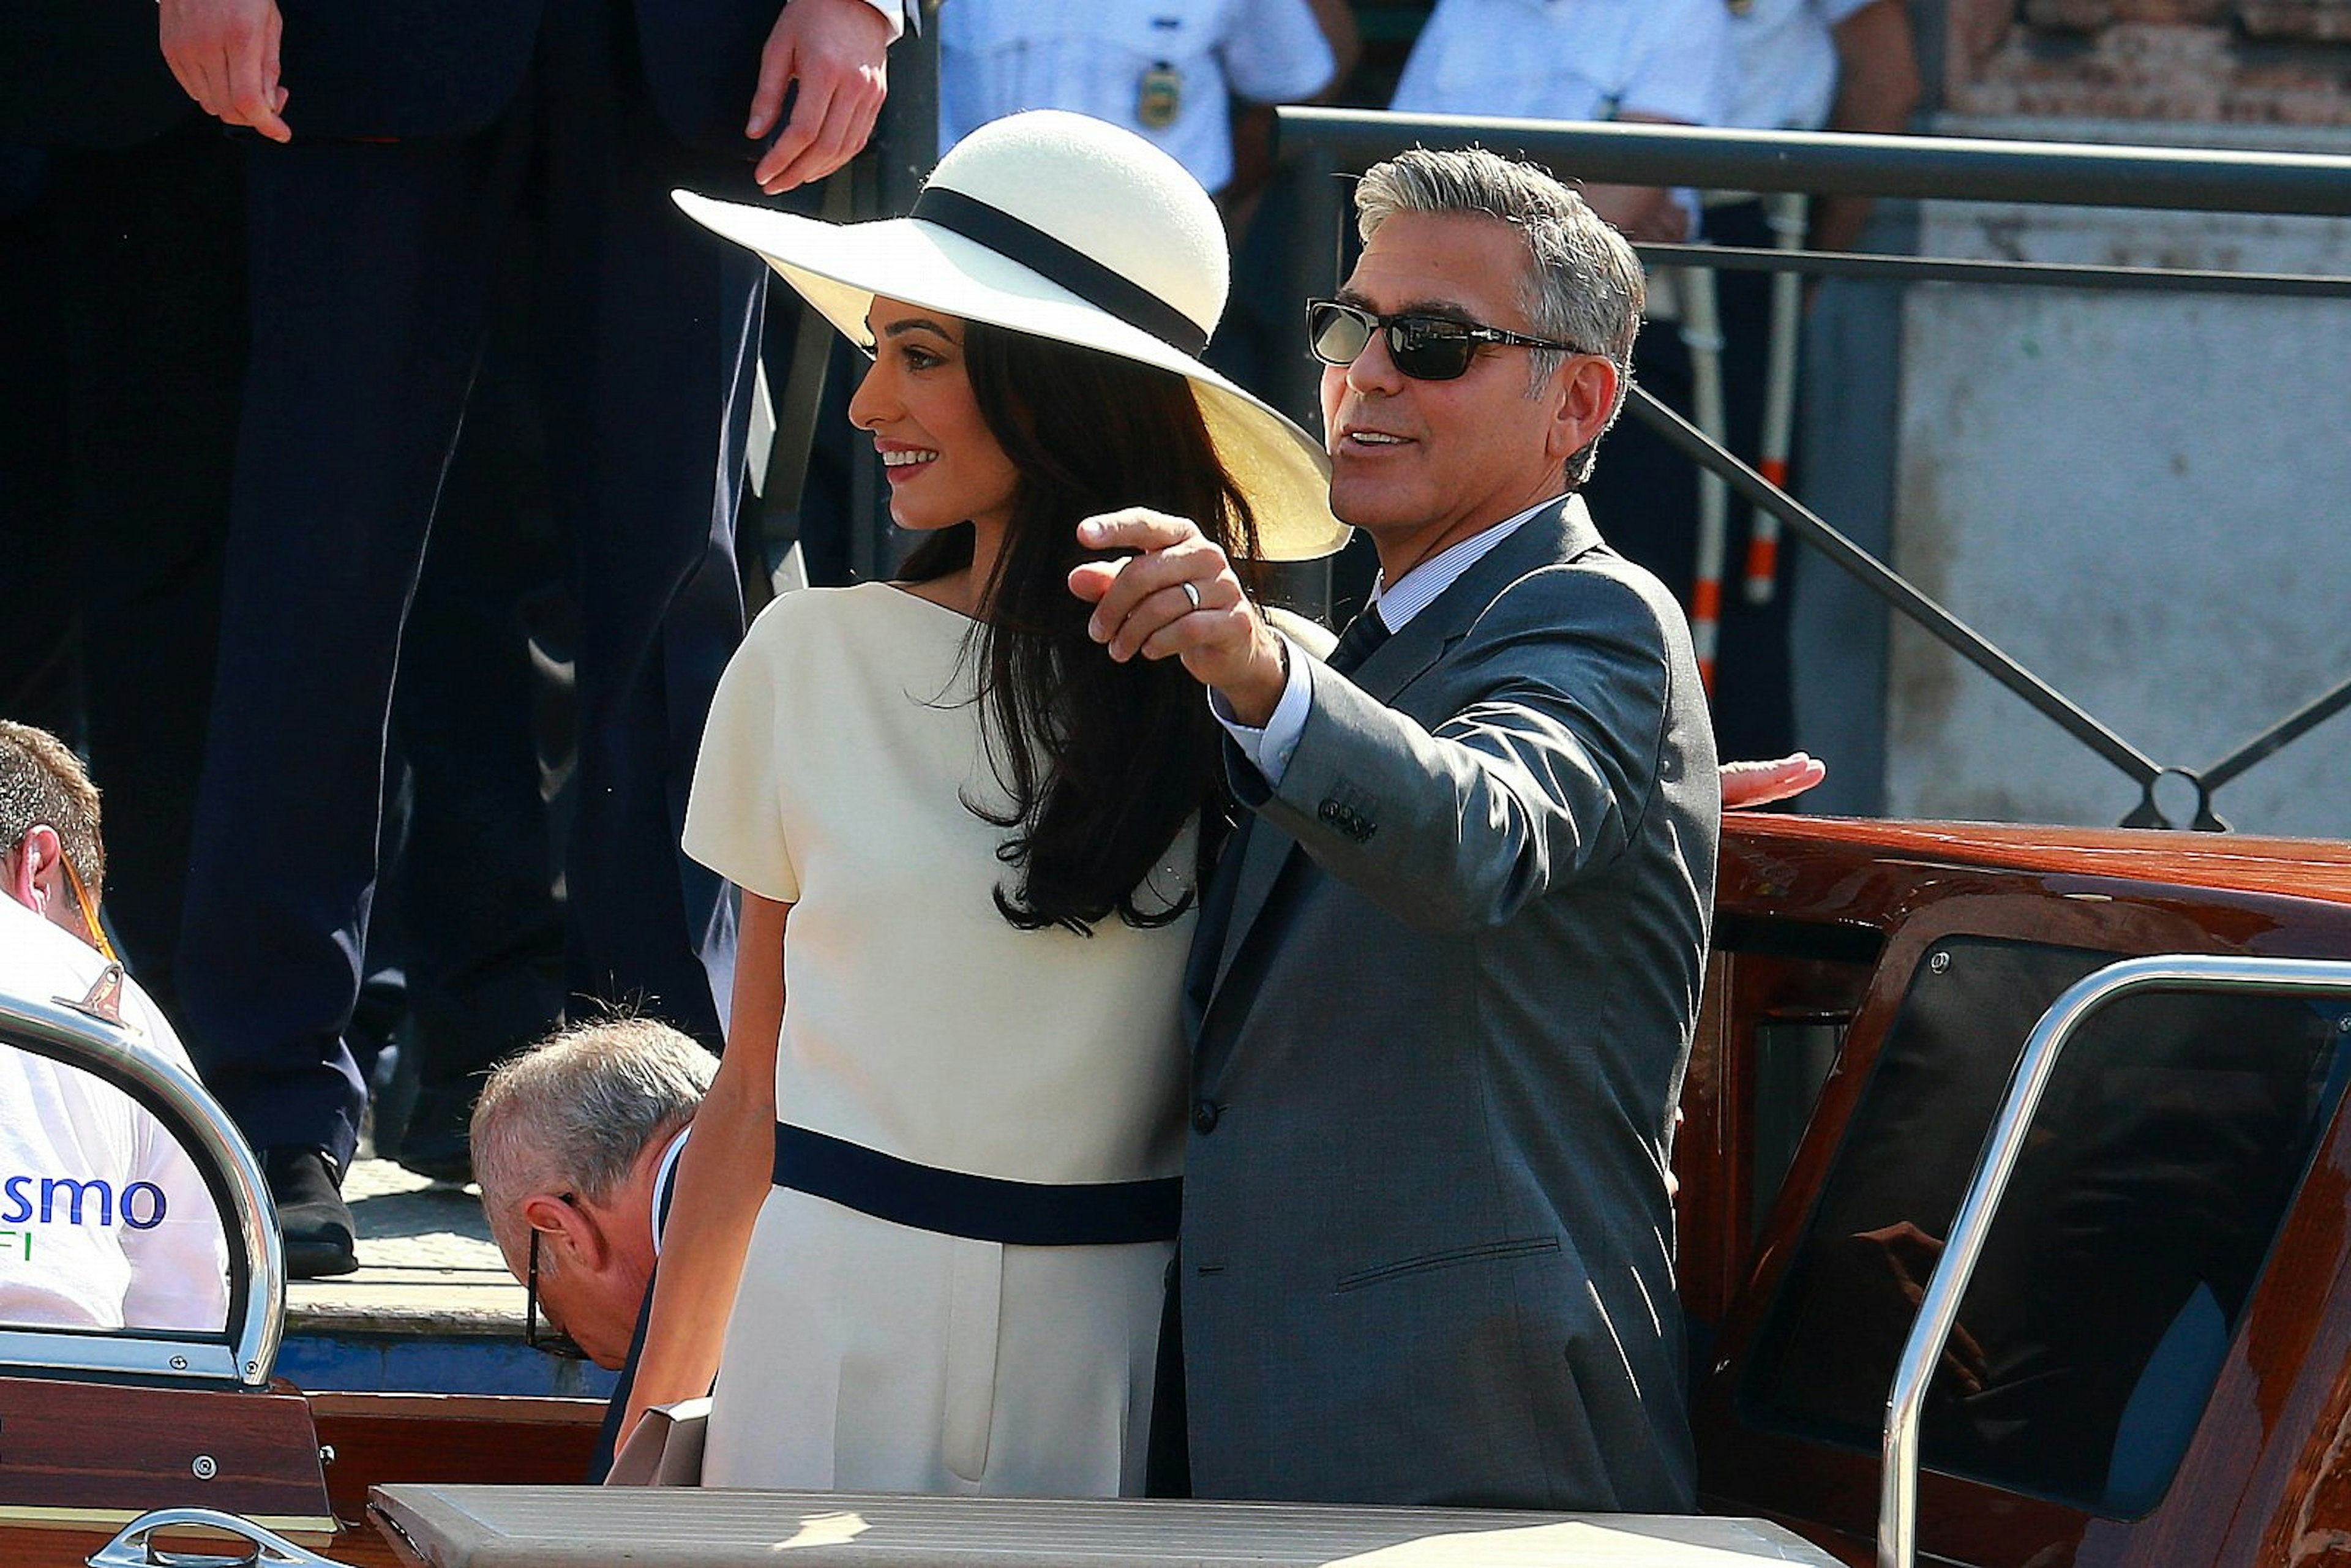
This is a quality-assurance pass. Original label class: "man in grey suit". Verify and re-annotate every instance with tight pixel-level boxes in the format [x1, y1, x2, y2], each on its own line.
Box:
[1073, 146, 1718, 1511]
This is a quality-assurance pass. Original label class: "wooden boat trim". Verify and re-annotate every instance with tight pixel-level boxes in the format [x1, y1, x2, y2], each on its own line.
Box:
[0, 1502, 338, 1540]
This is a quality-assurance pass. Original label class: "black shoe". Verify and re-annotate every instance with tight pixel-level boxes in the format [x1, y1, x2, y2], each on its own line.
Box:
[264, 1147, 359, 1278]
[394, 1083, 476, 1186]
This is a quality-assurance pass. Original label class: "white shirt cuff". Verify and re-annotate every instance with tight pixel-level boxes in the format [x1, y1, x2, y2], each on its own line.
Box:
[1211, 632, 1313, 787]
[847, 0, 909, 44]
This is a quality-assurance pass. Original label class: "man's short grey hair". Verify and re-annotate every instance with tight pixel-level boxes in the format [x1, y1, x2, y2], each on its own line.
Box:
[0, 721, 105, 899]
[1354, 146, 1646, 486]
[471, 1015, 715, 1258]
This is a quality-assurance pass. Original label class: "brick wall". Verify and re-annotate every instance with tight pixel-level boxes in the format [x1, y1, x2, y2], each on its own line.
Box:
[1945, 0, 2351, 123]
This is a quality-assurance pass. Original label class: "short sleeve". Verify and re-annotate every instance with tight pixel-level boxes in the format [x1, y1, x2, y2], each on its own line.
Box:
[683, 631, 802, 904]
[1220, 0, 1337, 107]
[1620, 0, 1732, 127]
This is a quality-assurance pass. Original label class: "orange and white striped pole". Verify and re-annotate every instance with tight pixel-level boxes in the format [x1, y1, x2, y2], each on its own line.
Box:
[1682, 262, 1728, 694]
[1745, 192, 1809, 606]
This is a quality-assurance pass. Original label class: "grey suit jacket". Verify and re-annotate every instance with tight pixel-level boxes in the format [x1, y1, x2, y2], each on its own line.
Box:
[1179, 495, 1719, 1511]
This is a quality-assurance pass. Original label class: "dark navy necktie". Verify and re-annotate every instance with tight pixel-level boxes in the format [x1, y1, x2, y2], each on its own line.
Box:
[1327, 604, 1391, 675]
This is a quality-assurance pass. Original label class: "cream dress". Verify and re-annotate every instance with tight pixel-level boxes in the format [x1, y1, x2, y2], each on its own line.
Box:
[680, 583, 1193, 1496]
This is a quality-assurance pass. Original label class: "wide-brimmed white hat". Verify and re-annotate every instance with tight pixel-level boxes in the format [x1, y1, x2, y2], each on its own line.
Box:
[675, 110, 1348, 562]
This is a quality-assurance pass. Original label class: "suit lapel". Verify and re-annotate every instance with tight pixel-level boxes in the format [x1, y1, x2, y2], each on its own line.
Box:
[1204, 607, 1448, 997]
[1198, 497, 1599, 1034]
[1214, 812, 1297, 989]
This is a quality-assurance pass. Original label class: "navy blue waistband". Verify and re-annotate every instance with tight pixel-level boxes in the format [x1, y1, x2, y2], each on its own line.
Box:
[771, 1123, 1180, 1247]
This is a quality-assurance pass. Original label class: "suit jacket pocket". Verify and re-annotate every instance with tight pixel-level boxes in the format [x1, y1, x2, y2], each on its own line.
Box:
[1333, 1234, 1561, 1293]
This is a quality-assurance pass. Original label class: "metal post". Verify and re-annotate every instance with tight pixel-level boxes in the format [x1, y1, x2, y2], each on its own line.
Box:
[1257, 146, 1346, 622]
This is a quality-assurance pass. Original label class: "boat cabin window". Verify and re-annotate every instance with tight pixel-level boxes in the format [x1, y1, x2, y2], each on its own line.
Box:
[1749, 1019, 1842, 1239]
[1712, 916, 1882, 1243]
[1739, 936, 2351, 1518]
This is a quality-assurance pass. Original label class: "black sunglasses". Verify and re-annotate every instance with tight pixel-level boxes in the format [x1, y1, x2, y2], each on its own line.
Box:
[1307, 299, 1588, 383]
[524, 1199, 590, 1361]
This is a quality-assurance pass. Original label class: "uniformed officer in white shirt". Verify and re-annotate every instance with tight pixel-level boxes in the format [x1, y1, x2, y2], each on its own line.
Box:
[1720, 0, 1920, 253]
[1714, 0, 1919, 777]
[1382, 0, 1749, 748]
[1385, 0, 1916, 764]
[1389, 0, 1730, 241]
[1700, 0, 1920, 762]
[939, 0, 1338, 197]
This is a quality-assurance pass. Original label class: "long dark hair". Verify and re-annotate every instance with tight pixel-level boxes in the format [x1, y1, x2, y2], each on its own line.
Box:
[897, 322, 1263, 934]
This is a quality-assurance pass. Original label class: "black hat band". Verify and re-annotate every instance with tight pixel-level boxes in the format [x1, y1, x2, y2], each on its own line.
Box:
[912, 185, 1210, 358]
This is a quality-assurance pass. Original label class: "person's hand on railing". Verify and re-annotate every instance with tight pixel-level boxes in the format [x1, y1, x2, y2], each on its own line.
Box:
[1721, 752, 1826, 810]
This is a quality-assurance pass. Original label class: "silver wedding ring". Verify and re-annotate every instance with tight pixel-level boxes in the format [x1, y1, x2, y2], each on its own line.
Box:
[1180, 581, 1204, 611]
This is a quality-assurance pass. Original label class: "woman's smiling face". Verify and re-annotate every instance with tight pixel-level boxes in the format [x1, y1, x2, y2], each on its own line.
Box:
[848, 299, 1022, 539]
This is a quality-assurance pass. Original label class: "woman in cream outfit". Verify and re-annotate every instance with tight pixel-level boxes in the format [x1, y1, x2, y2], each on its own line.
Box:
[621, 111, 1346, 1495]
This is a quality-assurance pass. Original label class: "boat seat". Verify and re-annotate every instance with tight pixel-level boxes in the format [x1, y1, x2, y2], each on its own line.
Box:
[369, 1485, 1844, 1567]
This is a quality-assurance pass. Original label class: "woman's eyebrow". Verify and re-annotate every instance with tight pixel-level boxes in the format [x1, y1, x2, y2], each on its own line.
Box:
[879, 317, 957, 342]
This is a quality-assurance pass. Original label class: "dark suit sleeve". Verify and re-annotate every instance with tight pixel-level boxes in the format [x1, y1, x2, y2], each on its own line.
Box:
[1234, 564, 1694, 933]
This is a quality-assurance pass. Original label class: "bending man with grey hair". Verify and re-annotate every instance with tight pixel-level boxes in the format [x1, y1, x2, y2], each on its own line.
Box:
[1076, 146, 1719, 1509]
[473, 1017, 713, 1375]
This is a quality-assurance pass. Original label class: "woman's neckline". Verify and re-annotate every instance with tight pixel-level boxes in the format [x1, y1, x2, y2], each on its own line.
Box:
[872, 580, 986, 625]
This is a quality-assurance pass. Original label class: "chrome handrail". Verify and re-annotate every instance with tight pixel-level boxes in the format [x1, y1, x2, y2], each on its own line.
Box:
[87, 1507, 356, 1567]
[0, 988, 283, 1388]
[1878, 954, 2351, 1568]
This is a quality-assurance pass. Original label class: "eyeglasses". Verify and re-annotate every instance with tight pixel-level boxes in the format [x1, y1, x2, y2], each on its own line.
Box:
[523, 1198, 590, 1360]
[1306, 299, 1588, 383]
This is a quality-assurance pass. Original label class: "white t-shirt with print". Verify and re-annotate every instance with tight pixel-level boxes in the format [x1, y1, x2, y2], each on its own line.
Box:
[0, 898, 231, 1332]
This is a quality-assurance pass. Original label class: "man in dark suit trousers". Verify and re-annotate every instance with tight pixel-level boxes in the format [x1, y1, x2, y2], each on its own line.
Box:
[153, 0, 906, 1274]
[0, 3, 245, 1033]
[1076, 146, 1720, 1509]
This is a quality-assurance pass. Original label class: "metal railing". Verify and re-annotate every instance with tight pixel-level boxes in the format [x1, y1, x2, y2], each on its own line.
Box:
[1274, 111, 2351, 216]
[1272, 110, 2351, 831]
[0, 989, 283, 1388]
[1875, 955, 2351, 1568]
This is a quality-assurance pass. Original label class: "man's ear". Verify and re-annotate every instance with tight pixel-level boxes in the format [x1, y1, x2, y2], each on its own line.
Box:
[520, 1192, 610, 1273]
[5, 825, 66, 918]
[1544, 354, 1620, 472]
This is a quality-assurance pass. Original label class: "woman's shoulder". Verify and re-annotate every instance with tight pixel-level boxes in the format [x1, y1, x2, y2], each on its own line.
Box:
[740, 581, 967, 653]
[744, 581, 875, 634]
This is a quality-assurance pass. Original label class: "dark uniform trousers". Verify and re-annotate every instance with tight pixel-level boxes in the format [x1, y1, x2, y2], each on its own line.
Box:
[177, 0, 773, 1164]
[0, 3, 247, 1026]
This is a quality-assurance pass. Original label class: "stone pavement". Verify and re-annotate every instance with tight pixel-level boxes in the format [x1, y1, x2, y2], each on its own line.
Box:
[287, 1158, 521, 1337]
[279, 1158, 618, 1396]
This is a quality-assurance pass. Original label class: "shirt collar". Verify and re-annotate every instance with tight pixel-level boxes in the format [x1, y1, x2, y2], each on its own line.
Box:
[650, 1126, 691, 1257]
[1367, 496, 1562, 632]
